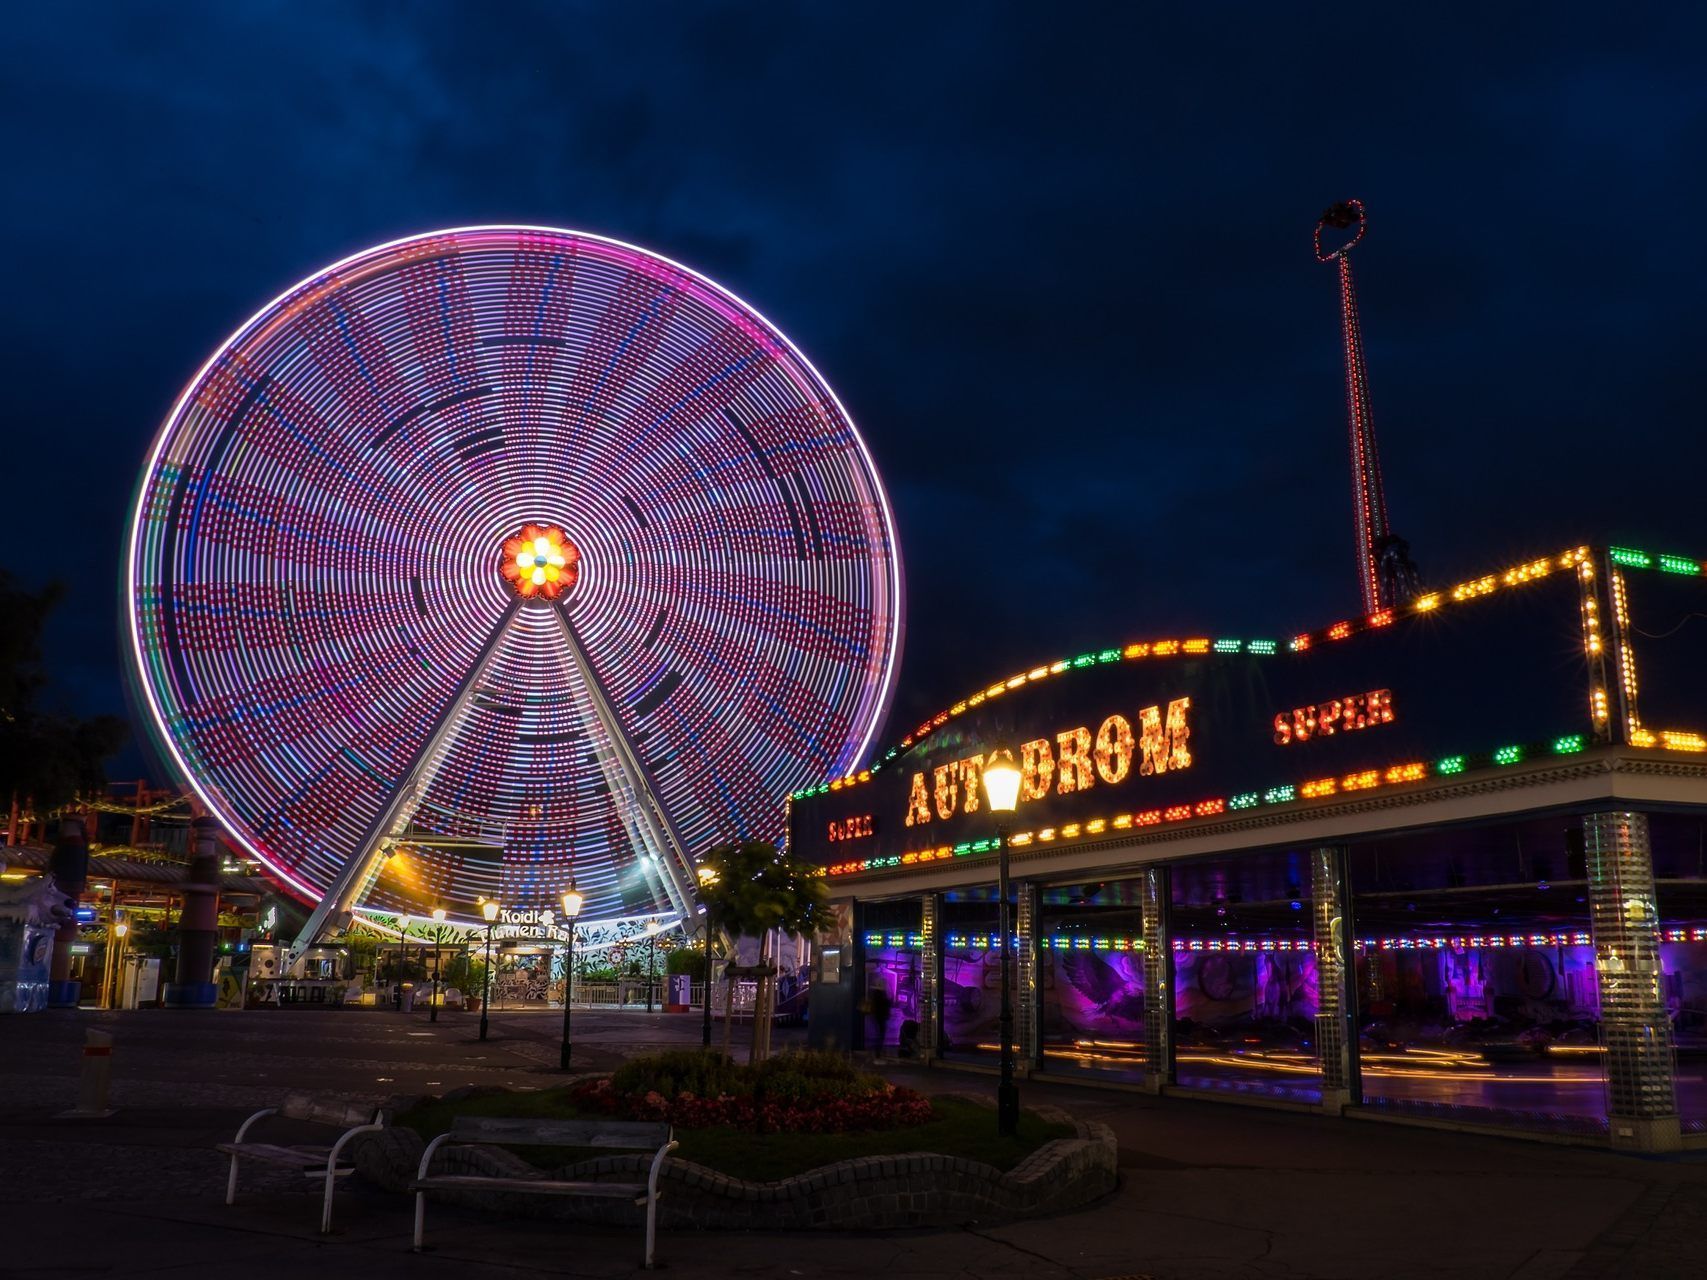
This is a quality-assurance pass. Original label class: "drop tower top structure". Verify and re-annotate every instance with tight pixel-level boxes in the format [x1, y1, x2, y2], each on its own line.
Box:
[1315, 199, 1421, 614]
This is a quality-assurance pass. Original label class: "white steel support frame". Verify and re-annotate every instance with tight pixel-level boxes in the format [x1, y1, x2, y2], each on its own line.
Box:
[1141, 864, 1173, 1094]
[1585, 810, 1681, 1152]
[1311, 845, 1361, 1113]
[1016, 881, 1041, 1073]
[919, 892, 942, 1061]
[289, 599, 525, 961]
[551, 601, 699, 924]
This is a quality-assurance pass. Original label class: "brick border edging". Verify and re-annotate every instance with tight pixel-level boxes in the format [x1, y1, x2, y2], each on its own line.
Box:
[353, 1104, 1115, 1230]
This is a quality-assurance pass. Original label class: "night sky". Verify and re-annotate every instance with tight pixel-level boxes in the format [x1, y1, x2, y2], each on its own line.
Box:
[6, 3, 1706, 782]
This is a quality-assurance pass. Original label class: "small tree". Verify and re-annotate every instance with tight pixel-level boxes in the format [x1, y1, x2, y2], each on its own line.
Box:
[443, 951, 487, 997]
[1, 571, 128, 818]
[665, 946, 707, 980]
[696, 839, 830, 1063]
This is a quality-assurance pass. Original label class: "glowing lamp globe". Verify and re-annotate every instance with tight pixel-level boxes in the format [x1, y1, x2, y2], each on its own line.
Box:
[982, 749, 1023, 814]
[561, 884, 584, 920]
[481, 900, 500, 924]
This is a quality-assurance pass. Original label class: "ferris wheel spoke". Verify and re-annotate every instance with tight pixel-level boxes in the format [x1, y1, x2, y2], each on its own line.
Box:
[549, 599, 699, 925]
[287, 597, 525, 957]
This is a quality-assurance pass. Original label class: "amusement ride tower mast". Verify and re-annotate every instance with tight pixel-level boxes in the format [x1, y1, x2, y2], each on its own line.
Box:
[1315, 199, 1420, 613]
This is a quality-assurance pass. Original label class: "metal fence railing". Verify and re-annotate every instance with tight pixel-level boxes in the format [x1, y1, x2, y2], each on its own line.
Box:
[482, 980, 804, 1017]
[487, 980, 713, 1011]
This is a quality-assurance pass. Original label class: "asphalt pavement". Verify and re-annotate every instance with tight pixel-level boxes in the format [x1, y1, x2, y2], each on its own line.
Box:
[1, 1005, 1704, 1279]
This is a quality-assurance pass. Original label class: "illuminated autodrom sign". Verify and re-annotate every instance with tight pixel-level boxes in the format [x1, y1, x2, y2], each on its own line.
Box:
[905, 699, 1193, 826]
[792, 561, 1604, 872]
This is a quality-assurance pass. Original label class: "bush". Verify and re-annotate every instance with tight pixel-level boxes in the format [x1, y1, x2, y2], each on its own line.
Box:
[582, 1049, 928, 1133]
[611, 1049, 743, 1101]
[665, 947, 707, 979]
[443, 953, 486, 992]
[756, 1048, 862, 1081]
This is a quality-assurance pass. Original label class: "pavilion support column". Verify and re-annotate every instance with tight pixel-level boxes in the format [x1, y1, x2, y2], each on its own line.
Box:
[1585, 811, 1680, 1152]
[1016, 881, 1040, 1074]
[1141, 863, 1174, 1094]
[165, 817, 221, 1008]
[47, 816, 89, 1008]
[1311, 846, 1361, 1113]
[919, 892, 942, 1061]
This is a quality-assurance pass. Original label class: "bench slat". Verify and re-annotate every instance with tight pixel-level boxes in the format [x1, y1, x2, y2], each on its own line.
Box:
[413, 1175, 648, 1197]
[446, 1117, 672, 1149]
[217, 1142, 336, 1167]
[280, 1093, 377, 1128]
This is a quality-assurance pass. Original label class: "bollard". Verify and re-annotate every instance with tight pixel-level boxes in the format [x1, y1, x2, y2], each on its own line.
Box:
[59, 1029, 117, 1119]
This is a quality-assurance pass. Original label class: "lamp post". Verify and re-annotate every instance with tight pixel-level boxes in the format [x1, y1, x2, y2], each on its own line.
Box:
[559, 881, 583, 1070]
[479, 899, 499, 1041]
[697, 866, 719, 1049]
[645, 921, 659, 1013]
[982, 747, 1023, 1137]
[110, 919, 130, 1010]
[399, 913, 413, 1012]
[429, 907, 446, 1023]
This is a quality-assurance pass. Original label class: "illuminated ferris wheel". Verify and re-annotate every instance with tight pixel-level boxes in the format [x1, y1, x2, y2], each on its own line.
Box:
[126, 226, 902, 946]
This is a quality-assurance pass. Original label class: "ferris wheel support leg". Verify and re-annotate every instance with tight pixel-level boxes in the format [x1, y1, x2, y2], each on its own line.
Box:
[550, 603, 700, 923]
[287, 600, 525, 964]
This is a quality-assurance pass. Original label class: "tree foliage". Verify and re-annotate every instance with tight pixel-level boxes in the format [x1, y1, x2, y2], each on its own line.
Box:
[696, 839, 832, 944]
[696, 840, 831, 1063]
[0, 570, 129, 809]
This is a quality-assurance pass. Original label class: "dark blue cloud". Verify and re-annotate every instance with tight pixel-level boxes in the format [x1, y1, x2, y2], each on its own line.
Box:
[4, 1, 1705, 774]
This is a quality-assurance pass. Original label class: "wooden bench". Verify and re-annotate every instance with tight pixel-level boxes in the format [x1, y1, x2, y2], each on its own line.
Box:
[218, 1093, 386, 1232]
[412, 1117, 678, 1267]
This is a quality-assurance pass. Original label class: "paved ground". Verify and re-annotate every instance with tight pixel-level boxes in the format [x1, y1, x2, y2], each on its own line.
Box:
[2, 1006, 1705, 1278]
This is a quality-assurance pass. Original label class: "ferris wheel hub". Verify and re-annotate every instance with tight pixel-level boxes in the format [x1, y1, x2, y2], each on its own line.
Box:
[500, 523, 580, 600]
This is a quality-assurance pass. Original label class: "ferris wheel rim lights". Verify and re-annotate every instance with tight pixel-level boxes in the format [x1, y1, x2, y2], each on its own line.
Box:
[125, 225, 903, 921]
[128, 224, 905, 759]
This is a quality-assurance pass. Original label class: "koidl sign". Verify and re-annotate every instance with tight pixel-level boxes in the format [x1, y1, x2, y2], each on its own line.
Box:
[790, 545, 1707, 876]
[496, 907, 556, 941]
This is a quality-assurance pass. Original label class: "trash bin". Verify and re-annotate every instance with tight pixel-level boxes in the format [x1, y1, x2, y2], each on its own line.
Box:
[400, 981, 416, 1013]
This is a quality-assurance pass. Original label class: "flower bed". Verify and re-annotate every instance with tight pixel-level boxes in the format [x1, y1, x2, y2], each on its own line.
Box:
[572, 1049, 933, 1133]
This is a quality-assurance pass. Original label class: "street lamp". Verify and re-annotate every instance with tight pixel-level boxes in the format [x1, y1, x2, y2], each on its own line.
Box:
[982, 747, 1023, 1136]
[645, 920, 660, 1013]
[697, 865, 719, 1049]
[479, 899, 499, 1041]
[399, 914, 413, 1012]
[429, 907, 446, 1023]
[559, 881, 583, 1071]
[110, 919, 130, 1010]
